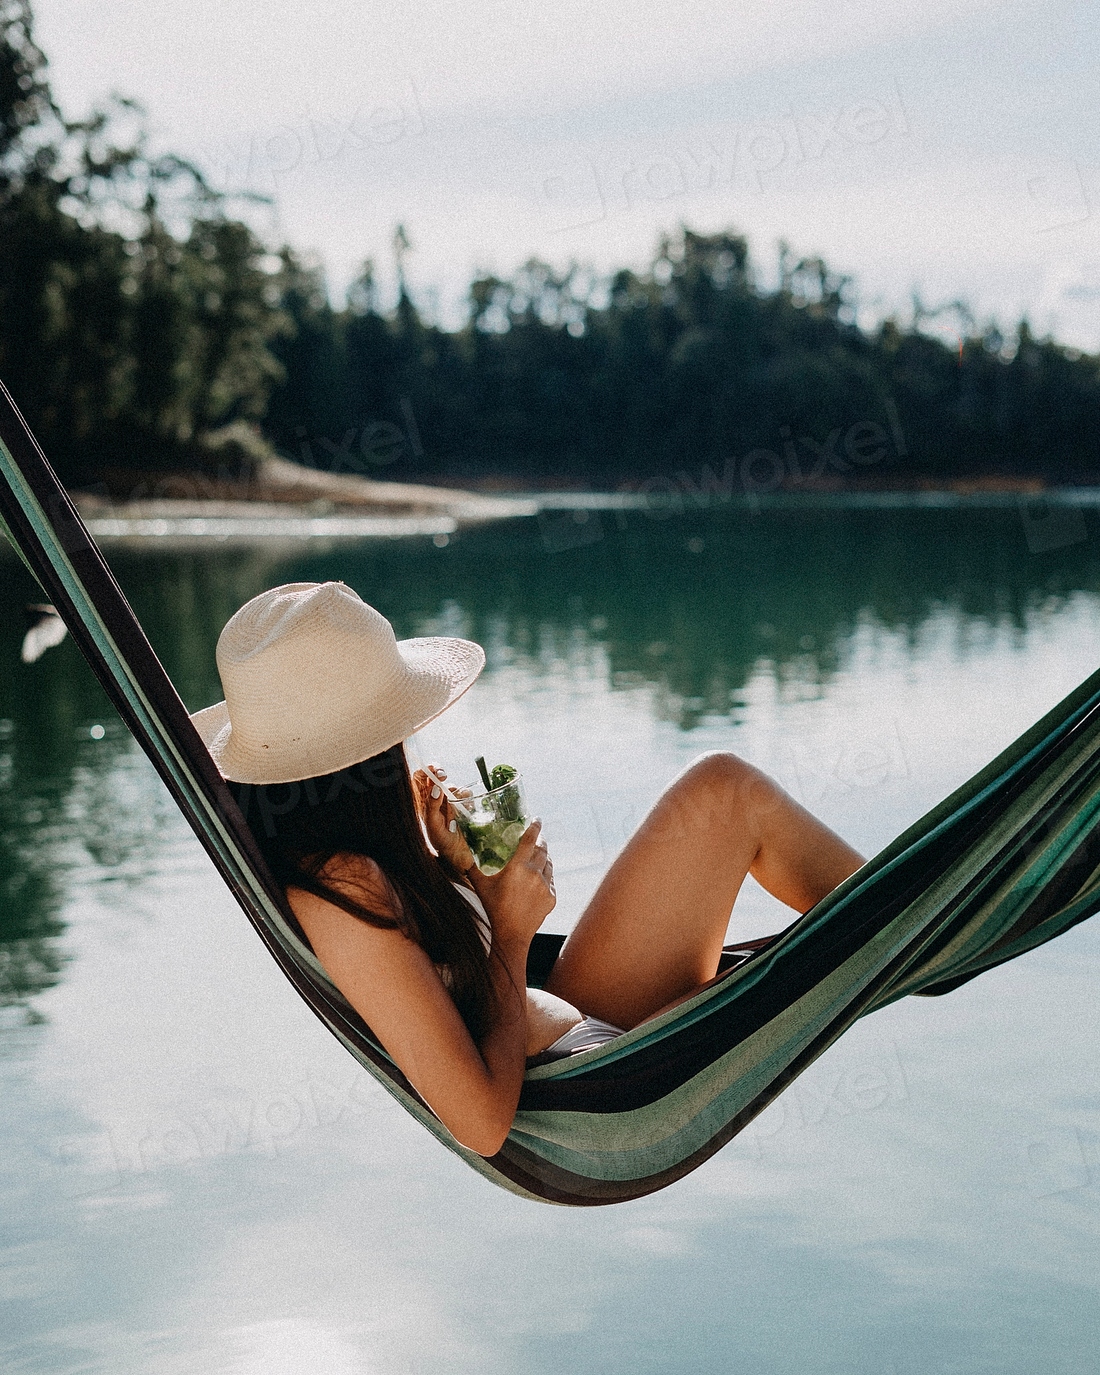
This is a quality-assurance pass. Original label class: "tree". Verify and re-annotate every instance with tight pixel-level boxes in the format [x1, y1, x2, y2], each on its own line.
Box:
[0, 0, 287, 489]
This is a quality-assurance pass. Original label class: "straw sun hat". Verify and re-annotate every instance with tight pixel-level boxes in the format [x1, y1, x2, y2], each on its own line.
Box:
[189, 581, 485, 785]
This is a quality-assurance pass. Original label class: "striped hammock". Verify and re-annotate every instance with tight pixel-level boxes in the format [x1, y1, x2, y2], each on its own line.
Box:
[3, 379, 1100, 1207]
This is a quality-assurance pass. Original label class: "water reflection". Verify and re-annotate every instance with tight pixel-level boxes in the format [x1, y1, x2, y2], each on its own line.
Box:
[117, 504, 1100, 725]
[3, 505, 1100, 1372]
[0, 806, 66, 1015]
[2, 503, 1099, 1022]
[0, 557, 87, 1016]
[0, 565, 173, 1016]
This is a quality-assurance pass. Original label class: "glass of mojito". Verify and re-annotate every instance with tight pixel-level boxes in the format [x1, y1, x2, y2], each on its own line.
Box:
[454, 766, 528, 875]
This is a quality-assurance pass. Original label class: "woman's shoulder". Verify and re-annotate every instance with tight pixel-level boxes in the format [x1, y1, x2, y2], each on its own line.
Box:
[289, 852, 401, 924]
[287, 856, 446, 1008]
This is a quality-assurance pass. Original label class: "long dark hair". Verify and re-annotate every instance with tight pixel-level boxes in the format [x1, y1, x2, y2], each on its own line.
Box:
[229, 742, 498, 1043]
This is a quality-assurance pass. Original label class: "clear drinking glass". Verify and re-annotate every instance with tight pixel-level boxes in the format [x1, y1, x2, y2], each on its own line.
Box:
[453, 774, 528, 875]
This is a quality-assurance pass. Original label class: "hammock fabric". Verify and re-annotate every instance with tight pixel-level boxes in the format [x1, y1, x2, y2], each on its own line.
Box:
[3, 381, 1100, 1207]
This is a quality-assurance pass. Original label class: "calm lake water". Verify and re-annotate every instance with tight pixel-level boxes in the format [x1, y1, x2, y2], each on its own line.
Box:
[2, 502, 1100, 1372]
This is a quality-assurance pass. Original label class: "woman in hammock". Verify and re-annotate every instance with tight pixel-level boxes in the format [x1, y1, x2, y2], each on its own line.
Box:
[192, 581, 864, 1156]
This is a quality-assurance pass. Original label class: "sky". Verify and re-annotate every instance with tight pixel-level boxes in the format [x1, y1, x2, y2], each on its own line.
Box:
[32, 0, 1100, 347]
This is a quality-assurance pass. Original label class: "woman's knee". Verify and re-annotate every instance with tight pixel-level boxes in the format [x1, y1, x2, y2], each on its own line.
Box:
[677, 751, 781, 816]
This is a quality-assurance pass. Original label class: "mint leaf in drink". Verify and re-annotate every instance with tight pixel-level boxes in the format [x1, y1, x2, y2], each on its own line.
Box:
[489, 762, 522, 822]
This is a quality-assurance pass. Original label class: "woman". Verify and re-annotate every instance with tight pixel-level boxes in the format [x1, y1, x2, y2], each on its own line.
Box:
[192, 581, 864, 1157]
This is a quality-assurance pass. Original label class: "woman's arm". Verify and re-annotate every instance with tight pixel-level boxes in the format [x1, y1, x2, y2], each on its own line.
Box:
[289, 823, 554, 1157]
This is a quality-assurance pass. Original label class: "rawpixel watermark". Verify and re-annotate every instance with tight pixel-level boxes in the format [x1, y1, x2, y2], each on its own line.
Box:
[292, 396, 425, 474]
[784, 721, 910, 810]
[197, 80, 428, 196]
[1018, 493, 1088, 554]
[1022, 1125, 1094, 1199]
[1025, 159, 1092, 235]
[537, 402, 908, 554]
[39, 1073, 377, 1198]
[739, 1037, 910, 1159]
[540, 80, 911, 234]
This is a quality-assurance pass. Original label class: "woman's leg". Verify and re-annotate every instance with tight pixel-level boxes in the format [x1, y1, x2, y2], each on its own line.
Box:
[544, 752, 864, 1029]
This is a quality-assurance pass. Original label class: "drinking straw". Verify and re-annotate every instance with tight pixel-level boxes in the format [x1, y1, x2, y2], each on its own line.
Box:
[424, 765, 474, 817]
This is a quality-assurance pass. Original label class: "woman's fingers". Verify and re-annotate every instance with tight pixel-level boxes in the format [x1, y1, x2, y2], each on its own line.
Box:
[513, 818, 543, 859]
[517, 821, 554, 882]
[419, 766, 476, 870]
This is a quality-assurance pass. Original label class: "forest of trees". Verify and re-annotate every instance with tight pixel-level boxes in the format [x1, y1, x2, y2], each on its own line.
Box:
[2, 0, 1100, 495]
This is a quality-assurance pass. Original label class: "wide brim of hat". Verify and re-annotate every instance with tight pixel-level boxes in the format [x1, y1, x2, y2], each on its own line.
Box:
[189, 634, 485, 784]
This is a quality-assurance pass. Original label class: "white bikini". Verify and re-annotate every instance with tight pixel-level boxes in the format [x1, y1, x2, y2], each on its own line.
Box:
[450, 883, 623, 1060]
[536, 1016, 624, 1058]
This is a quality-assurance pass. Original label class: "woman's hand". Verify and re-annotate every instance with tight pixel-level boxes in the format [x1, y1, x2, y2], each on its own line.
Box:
[413, 765, 475, 874]
[469, 819, 556, 949]
[414, 766, 555, 945]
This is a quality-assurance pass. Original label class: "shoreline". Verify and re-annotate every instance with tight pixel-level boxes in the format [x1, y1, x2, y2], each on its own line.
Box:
[58, 485, 1100, 551]
[70, 492, 541, 550]
[2, 460, 1088, 551]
